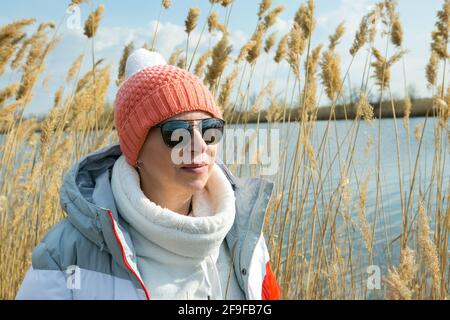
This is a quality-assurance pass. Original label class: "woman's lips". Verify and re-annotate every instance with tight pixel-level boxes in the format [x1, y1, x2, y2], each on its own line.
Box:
[180, 163, 208, 174]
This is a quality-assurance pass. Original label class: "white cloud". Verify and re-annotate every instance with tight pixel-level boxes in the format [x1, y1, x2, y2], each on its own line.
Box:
[317, 0, 372, 34]
[95, 27, 146, 51]
[272, 16, 291, 36]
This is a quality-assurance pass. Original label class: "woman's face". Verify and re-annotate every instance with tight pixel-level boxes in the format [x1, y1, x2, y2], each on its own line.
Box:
[137, 111, 218, 193]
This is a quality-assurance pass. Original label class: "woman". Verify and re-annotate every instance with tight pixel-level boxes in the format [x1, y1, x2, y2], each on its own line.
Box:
[16, 49, 280, 300]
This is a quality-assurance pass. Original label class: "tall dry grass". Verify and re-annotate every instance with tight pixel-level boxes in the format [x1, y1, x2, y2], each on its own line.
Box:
[0, 0, 449, 300]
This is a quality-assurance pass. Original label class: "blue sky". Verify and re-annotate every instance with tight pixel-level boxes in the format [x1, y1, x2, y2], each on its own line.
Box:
[0, 0, 446, 116]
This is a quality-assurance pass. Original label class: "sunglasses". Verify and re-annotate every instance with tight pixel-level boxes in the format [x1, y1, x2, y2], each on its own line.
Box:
[154, 118, 225, 148]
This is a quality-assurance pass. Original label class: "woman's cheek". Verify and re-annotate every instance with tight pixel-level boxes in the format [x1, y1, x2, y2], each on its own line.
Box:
[208, 145, 217, 163]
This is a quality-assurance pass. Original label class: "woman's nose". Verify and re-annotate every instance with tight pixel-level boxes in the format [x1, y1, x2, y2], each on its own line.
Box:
[191, 128, 208, 154]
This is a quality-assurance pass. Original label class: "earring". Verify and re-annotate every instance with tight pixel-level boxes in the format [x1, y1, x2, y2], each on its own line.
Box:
[136, 160, 143, 170]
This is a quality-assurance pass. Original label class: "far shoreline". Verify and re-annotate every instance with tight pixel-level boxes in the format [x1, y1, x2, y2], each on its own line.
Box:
[0, 97, 441, 134]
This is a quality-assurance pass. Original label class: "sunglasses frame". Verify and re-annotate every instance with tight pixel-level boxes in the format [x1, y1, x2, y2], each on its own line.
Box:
[154, 118, 225, 148]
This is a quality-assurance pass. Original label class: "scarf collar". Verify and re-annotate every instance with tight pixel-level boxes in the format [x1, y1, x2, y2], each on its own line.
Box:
[111, 155, 236, 261]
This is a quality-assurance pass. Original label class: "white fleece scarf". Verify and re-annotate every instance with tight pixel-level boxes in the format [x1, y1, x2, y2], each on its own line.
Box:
[111, 155, 237, 299]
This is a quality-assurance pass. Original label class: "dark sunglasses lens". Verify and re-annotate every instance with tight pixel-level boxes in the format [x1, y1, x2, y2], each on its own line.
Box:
[201, 119, 224, 145]
[160, 121, 191, 148]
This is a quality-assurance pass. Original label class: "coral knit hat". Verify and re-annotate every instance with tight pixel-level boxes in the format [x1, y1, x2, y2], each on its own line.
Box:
[114, 48, 223, 168]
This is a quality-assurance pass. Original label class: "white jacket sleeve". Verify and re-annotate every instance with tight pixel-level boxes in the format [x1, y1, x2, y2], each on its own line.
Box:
[16, 267, 73, 300]
[15, 242, 73, 300]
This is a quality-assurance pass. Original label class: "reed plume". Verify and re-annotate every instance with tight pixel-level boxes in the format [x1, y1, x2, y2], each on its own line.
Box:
[168, 48, 183, 66]
[355, 93, 374, 124]
[11, 37, 31, 70]
[70, 0, 89, 6]
[398, 247, 416, 285]
[0, 99, 22, 123]
[385, 269, 413, 300]
[265, 97, 283, 122]
[370, 3, 384, 43]
[16, 22, 59, 104]
[320, 50, 341, 101]
[221, 0, 234, 7]
[294, 1, 315, 40]
[71, 65, 111, 129]
[417, 195, 442, 292]
[263, 5, 284, 31]
[414, 123, 423, 142]
[403, 95, 412, 129]
[274, 34, 288, 64]
[218, 67, 239, 112]
[356, 173, 372, 254]
[431, 0, 450, 59]
[185, 7, 200, 34]
[75, 59, 104, 92]
[328, 22, 345, 51]
[383, 0, 396, 29]
[371, 48, 406, 89]
[162, 0, 171, 9]
[264, 32, 276, 54]
[0, 83, 19, 105]
[0, 19, 35, 76]
[319, 22, 347, 101]
[53, 86, 63, 109]
[194, 50, 212, 77]
[302, 133, 317, 173]
[426, 50, 438, 88]
[41, 75, 51, 88]
[258, 0, 272, 21]
[287, 22, 305, 80]
[66, 54, 84, 82]
[391, 15, 403, 47]
[208, 11, 220, 33]
[205, 32, 232, 91]
[385, 245, 417, 299]
[39, 107, 61, 160]
[364, 136, 373, 157]
[303, 44, 322, 115]
[371, 48, 389, 89]
[434, 96, 449, 128]
[235, 40, 255, 64]
[176, 54, 186, 69]
[350, 15, 368, 56]
[0, 18, 35, 46]
[246, 24, 265, 65]
[84, 4, 105, 38]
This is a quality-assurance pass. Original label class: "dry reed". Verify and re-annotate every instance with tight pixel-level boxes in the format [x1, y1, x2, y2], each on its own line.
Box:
[84, 5, 104, 38]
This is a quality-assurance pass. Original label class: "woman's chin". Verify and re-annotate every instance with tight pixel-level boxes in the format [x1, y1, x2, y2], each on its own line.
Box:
[178, 174, 208, 191]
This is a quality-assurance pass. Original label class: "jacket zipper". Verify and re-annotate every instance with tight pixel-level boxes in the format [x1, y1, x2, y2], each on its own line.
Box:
[106, 209, 150, 300]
